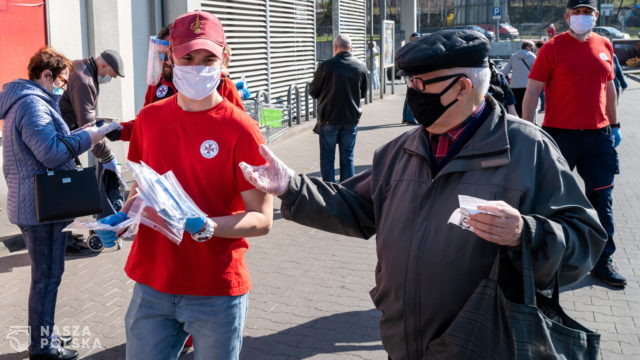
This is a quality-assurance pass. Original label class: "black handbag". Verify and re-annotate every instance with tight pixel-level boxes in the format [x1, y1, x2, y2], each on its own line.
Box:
[34, 138, 103, 222]
[427, 237, 600, 359]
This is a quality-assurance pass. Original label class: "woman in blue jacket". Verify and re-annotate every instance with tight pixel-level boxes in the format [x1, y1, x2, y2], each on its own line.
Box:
[0, 47, 112, 360]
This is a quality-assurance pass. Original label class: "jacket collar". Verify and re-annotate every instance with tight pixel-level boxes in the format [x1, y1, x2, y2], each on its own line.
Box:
[336, 51, 352, 58]
[403, 96, 510, 174]
[87, 57, 99, 89]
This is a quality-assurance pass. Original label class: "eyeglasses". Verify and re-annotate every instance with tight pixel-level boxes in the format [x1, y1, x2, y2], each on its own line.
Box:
[404, 73, 467, 92]
[404, 73, 468, 92]
[56, 75, 69, 89]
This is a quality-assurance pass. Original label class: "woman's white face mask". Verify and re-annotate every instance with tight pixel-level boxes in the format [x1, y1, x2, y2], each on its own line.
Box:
[172, 65, 221, 100]
[569, 14, 596, 35]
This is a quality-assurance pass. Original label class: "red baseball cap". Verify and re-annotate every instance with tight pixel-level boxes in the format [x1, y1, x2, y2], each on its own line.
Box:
[170, 10, 226, 60]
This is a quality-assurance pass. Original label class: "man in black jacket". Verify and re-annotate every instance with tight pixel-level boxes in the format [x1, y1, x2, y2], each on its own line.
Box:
[309, 34, 368, 183]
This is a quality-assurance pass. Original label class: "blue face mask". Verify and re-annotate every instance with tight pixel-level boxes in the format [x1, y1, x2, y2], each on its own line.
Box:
[52, 86, 64, 95]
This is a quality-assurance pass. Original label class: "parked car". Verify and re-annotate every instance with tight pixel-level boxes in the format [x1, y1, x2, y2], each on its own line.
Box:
[479, 23, 520, 40]
[449, 25, 495, 41]
[592, 26, 630, 40]
[612, 39, 640, 64]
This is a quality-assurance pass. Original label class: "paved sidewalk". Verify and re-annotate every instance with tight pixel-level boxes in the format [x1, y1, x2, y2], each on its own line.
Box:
[1, 84, 639, 359]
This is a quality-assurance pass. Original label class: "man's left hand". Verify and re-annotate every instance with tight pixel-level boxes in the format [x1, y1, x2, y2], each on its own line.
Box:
[468, 201, 523, 247]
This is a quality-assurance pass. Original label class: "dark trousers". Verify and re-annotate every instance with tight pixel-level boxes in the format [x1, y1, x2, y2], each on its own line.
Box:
[511, 87, 526, 117]
[544, 127, 618, 264]
[319, 124, 358, 183]
[18, 222, 70, 354]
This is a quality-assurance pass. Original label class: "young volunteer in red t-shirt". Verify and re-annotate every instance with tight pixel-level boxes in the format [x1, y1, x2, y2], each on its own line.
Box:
[95, 10, 272, 358]
[521, 0, 626, 288]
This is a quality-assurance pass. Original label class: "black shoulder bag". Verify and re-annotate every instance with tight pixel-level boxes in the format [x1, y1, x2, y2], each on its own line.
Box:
[34, 138, 103, 222]
[427, 235, 600, 359]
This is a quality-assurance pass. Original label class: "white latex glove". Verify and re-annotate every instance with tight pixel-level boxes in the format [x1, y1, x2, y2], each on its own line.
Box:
[101, 158, 121, 177]
[84, 122, 122, 145]
[239, 144, 294, 196]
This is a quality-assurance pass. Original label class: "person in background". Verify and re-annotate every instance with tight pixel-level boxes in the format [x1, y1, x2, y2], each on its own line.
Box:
[546, 23, 557, 38]
[488, 59, 518, 116]
[366, 40, 380, 90]
[534, 40, 546, 113]
[501, 41, 536, 117]
[613, 54, 627, 99]
[523, 0, 626, 288]
[309, 34, 368, 183]
[401, 32, 422, 125]
[58, 49, 125, 255]
[94, 11, 272, 359]
[0, 47, 116, 360]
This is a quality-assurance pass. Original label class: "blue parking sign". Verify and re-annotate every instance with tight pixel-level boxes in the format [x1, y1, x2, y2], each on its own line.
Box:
[493, 7, 501, 16]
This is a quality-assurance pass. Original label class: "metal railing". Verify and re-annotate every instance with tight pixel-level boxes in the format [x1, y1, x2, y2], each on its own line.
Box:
[245, 71, 373, 142]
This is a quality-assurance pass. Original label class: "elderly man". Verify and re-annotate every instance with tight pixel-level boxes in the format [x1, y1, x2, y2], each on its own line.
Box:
[522, 0, 626, 288]
[309, 34, 368, 183]
[58, 50, 125, 254]
[240, 30, 606, 359]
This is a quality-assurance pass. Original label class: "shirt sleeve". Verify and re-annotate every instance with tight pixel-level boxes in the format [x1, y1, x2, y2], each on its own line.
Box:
[606, 41, 615, 81]
[143, 85, 155, 107]
[528, 43, 552, 83]
[127, 112, 144, 163]
[218, 77, 245, 111]
[233, 115, 266, 193]
[119, 119, 135, 142]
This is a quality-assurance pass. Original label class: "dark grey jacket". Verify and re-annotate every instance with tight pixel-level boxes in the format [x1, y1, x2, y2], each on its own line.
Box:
[59, 58, 114, 162]
[309, 51, 368, 125]
[279, 98, 606, 360]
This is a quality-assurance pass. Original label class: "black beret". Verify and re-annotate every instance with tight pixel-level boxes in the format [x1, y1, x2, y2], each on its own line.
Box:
[396, 29, 490, 76]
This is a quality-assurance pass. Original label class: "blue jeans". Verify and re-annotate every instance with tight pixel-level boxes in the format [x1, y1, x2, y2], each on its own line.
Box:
[539, 91, 545, 111]
[544, 127, 619, 265]
[19, 222, 70, 354]
[319, 124, 358, 183]
[125, 283, 248, 360]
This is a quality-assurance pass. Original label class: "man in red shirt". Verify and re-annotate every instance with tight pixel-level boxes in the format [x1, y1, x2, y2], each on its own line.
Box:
[522, 0, 625, 288]
[95, 10, 272, 359]
[546, 23, 556, 38]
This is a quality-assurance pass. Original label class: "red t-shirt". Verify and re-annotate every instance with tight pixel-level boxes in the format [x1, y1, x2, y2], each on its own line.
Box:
[546, 27, 556, 38]
[125, 96, 266, 296]
[529, 32, 614, 130]
[144, 78, 177, 106]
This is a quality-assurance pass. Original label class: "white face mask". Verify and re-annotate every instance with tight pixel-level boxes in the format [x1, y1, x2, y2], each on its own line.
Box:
[172, 65, 221, 101]
[98, 74, 112, 84]
[569, 14, 595, 35]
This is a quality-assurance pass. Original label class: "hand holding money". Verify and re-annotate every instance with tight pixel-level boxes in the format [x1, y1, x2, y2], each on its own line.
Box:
[467, 201, 523, 247]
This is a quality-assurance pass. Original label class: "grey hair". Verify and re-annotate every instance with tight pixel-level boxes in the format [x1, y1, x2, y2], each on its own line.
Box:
[334, 34, 352, 50]
[447, 67, 491, 102]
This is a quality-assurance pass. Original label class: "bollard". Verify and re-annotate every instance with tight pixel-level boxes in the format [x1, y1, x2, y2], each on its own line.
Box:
[304, 83, 311, 122]
[294, 85, 301, 125]
[286, 85, 293, 127]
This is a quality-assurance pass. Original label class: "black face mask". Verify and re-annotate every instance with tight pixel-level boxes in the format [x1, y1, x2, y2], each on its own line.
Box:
[406, 75, 464, 128]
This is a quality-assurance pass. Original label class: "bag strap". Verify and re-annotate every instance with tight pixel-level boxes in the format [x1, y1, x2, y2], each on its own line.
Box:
[521, 231, 537, 306]
[58, 137, 82, 167]
[521, 58, 531, 71]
